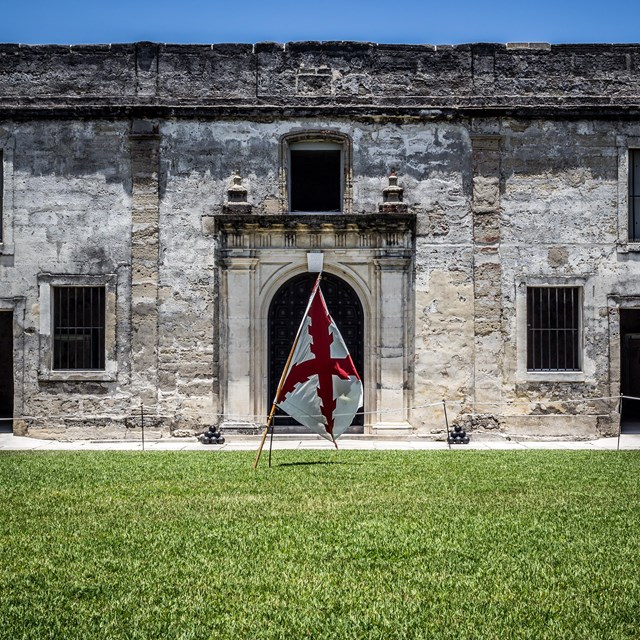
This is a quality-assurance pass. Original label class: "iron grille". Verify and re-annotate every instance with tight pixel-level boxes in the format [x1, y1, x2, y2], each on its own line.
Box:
[527, 287, 580, 372]
[53, 286, 105, 370]
[630, 150, 640, 242]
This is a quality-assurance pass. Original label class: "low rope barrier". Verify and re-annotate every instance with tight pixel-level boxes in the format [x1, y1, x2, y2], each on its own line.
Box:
[5, 394, 637, 424]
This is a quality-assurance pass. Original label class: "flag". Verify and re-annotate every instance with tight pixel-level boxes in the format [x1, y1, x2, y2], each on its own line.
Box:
[275, 276, 363, 443]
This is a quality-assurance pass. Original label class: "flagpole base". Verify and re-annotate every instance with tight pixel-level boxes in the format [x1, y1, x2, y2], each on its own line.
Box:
[371, 422, 413, 437]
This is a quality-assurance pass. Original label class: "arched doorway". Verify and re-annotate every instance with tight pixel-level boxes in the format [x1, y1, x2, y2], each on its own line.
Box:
[268, 272, 364, 433]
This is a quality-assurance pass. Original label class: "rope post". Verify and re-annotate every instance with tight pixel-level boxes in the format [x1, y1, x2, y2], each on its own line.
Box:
[140, 402, 145, 452]
[617, 394, 623, 452]
[443, 399, 451, 450]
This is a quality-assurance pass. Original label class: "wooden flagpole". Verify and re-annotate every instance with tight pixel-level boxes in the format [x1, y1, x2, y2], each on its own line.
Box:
[253, 400, 280, 470]
[268, 417, 275, 467]
[253, 275, 322, 469]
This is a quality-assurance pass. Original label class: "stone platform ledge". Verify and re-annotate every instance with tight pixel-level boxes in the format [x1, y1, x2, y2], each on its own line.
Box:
[11, 432, 627, 444]
[227, 432, 637, 445]
[370, 422, 413, 437]
[248, 432, 417, 441]
[5, 431, 629, 444]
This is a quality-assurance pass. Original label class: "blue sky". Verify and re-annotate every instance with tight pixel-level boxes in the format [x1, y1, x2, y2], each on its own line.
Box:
[2, 0, 639, 45]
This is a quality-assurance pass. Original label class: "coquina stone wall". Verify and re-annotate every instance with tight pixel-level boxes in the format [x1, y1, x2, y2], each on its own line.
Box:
[1, 42, 639, 439]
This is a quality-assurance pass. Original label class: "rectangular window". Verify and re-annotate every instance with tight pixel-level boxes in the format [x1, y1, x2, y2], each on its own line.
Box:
[630, 150, 640, 242]
[289, 142, 342, 212]
[527, 287, 581, 372]
[53, 286, 105, 370]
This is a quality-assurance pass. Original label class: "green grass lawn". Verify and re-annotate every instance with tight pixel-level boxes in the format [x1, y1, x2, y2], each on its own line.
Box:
[1, 450, 639, 639]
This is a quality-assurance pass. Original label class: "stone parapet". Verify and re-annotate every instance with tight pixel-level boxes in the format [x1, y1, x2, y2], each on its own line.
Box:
[1, 42, 640, 117]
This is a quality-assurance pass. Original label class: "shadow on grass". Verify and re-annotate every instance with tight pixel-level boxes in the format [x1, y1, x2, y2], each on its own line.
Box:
[276, 460, 348, 467]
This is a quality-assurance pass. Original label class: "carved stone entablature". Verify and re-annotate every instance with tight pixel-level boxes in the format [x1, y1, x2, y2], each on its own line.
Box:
[212, 213, 416, 255]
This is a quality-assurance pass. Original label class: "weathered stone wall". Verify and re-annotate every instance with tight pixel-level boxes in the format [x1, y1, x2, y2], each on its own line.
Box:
[0, 120, 132, 437]
[158, 119, 472, 434]
[2, 42, 640, 113]
[498, 119, 636, 437]
[1, 42, 639, 439]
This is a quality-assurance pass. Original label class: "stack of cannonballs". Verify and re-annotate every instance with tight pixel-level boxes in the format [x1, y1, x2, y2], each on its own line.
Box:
[448, 425, 470, 445]
[200, 427, 225, 445]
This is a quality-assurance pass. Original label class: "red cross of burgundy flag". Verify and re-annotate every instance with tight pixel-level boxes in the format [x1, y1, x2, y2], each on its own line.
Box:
[275, 275, 363, 443]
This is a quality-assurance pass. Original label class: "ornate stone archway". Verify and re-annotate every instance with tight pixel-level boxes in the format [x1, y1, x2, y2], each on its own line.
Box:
[214, 213, 415, 435]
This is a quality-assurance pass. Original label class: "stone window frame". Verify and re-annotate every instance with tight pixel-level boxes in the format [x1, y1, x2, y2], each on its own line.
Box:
[38, 273, 118, 382]
[279, 130, 353, 214]
[516, 277, 587, 383]
[616, 136, 640, 252]
[0, 134, 16, 256]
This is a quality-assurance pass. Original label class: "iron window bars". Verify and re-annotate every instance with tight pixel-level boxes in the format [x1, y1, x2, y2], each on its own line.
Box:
[527, 286, 581, 372]
[53, 286, 105, 370]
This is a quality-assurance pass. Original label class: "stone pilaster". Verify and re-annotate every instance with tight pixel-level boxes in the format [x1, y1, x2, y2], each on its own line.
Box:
[471, 135, 503, 413]
[373, 257, 412, 435]
[129, 120, 160, 407]
[220, 256, 259, 429]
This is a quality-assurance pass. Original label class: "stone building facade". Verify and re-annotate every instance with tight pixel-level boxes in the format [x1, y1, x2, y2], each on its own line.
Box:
[1, 41, 640, 439]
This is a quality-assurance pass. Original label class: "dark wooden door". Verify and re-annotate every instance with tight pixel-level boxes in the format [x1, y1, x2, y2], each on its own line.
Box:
[0, 312, 13, 432]
[268, 273, 364, 432]
[622, 333, 640, 429]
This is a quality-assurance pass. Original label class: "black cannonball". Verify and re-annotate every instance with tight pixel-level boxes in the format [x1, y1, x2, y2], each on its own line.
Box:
[216, 436, 225, 445]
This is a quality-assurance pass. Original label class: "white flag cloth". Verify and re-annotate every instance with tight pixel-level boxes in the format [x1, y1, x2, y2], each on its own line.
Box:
[275, 276, 363, 443]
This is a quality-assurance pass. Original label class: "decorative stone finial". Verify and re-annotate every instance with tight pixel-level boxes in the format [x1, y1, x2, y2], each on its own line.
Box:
[223, 171, 252, 214]
[228, 171, 247, 202]
[379, 169, 408, 213]
[383, 169, 403, 203]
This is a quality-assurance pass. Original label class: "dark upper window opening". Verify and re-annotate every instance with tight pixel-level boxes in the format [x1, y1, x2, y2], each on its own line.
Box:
[527, 286, 581, 372]
[629, 150, 640, 242]
[289, 142, 342, 213]
[53, 286, 106, 370]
